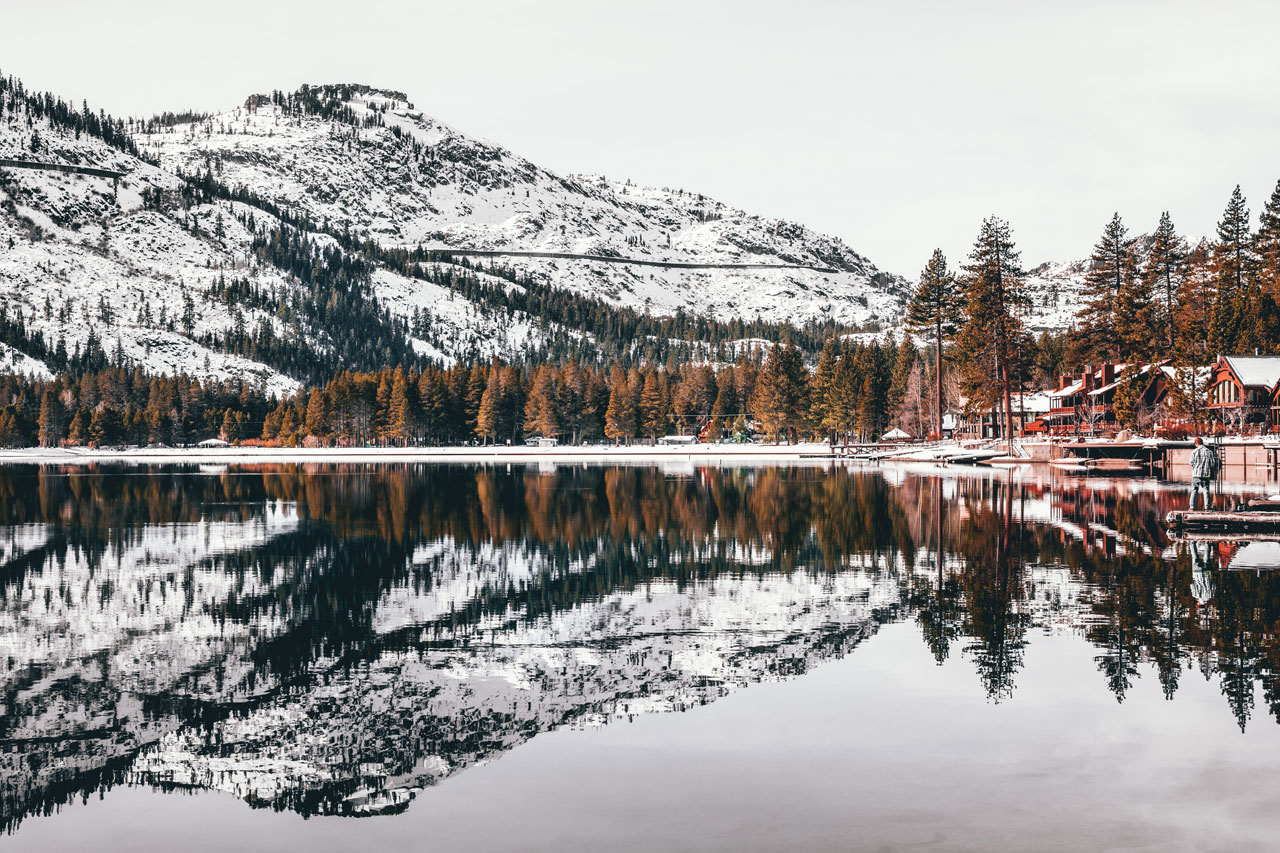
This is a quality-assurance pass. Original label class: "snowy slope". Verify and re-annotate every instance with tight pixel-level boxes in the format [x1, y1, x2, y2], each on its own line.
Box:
[2, 79, 914, 387]
[1022, 258, 1088, 332]
[0, 95, 583, 382]
[138, 85, 908, 327]
[0, 120, 301, 391]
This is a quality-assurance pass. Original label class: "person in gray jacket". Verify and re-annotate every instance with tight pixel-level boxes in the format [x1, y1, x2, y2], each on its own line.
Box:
[1189, 437, 1218, 510]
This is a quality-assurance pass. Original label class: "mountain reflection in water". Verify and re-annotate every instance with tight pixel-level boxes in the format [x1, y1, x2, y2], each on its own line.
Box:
[2, 462, 1278, 834]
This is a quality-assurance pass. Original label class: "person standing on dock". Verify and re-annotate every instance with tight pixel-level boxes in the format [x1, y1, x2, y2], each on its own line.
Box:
[1189, 437, 1219, 510]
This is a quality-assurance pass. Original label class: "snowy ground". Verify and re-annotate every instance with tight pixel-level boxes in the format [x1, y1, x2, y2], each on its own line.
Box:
[0, 443, 843, 465]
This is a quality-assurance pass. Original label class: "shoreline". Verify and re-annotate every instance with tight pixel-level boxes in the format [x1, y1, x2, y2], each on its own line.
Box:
[0, 443, 853, 465]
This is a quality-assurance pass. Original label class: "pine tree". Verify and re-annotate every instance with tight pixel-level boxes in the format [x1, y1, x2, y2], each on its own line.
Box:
[750, 352, 786, 442]
[886, 336, 918, 431]
[1209, 185, 1254, 354]
[464, 365, 487, 440]
[386, 367, 413, 445]
[304, 388, 328, 444]
[475, 368, 502, 445]
[809, 338, 841, 442]
[777, 341, 809, 442]
[373, 371, 393, 442]
[89, 405, 120, 446]
[1075, 212, 1137, 362]
[1249, 180, 1280, 350]
[280, 404, 301, 446]
[36, 388, 62, 447]
[639, 369, 667, 443]
[749, 342, 806, 443]
[220, 408, 238, 442]
[906, 248, 964, 440]
[524, 364, 561, 439]
[708, 369, 737, 441]
[498, 366, 525, 445]
[1112, 364, 1149, 430]
[0, 408, 21, 448]
[604, 367, 637, 445]
[1143, 211, 1186, 353]
[1259, 179, 1280, 298]
[956, 216, 1027, 453]
[559, 362, 587, 444]
[856, 372, 884, 441]
[68, 407, 89, 446]
[1175, 242, 1215, 362]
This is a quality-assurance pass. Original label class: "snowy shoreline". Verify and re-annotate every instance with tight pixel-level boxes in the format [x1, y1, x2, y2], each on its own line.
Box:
[0, 443, 845, 466]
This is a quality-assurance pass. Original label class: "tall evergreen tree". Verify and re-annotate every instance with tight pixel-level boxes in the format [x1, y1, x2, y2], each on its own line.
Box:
[1209, 185, 1254, 354]
[886, 335, 918, 428]
[1259, 180, 1280, 296]
[36, 388, 62, 447]
[956, 217, 1028, 453]
[749, 341, 807, 443]
[638, 369, 668, 443]
[475, 368, 502, 445]
[809, 338, 841, 442]
[1143, 211, 1186, 353]
[1249, 180, 1280, 350]
[1075, 212, 1137, 362]
[524, 364, 561, 439]
[604, 367, 637, 445]
[906, 248, 964, 440]
[304, 388, 328, 443]
[386, 367, 413, 445]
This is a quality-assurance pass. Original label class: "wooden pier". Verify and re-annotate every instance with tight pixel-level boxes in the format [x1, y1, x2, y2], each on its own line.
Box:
[1166, 509, 1280, 532]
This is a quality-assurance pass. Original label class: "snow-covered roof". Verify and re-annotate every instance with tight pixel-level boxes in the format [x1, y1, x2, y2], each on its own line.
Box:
[1052, 381, 1083, 398]
[881, 427, 911, 439]
[1161, 365, 1212, 383]
[1222, 356, 1280, 388]
[1017, 391, 1055, 413]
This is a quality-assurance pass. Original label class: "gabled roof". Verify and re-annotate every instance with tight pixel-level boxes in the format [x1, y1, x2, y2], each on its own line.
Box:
[1088, 362, 1160, 397]
[1051, 381, 1083, 398]
[1220, 355, 1280, 389]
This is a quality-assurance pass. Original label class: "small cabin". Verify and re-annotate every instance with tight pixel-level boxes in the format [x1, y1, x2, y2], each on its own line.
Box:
[657, 435, 698, 446]
[525, 437, 558, 447]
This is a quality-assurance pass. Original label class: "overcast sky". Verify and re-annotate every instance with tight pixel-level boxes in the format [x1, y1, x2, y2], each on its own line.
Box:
[5, 0, 1279, 277]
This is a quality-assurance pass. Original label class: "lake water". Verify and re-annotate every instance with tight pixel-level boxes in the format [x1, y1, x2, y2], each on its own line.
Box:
[3, 461, 1280, 851]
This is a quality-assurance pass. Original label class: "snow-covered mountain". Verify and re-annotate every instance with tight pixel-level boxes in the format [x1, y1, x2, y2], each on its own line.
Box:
[139, 85, 906, 325]
[1022, 258, 1088, 333]
[0, 79, 909, 387]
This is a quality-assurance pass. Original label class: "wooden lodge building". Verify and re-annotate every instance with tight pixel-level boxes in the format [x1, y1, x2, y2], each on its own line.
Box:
[1206, 355, 1280, 431]
[958, 355, 1280, 441]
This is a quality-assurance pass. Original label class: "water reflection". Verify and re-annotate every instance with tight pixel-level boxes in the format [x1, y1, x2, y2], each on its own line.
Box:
[2, 462, 1279, 833]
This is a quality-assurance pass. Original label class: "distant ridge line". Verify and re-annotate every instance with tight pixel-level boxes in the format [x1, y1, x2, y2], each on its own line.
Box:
[0, 158, 126, 179]
[420, 248, 840, 274]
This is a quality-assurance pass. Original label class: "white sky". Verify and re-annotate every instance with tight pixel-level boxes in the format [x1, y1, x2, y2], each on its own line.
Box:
[5, 0, 1279, 278]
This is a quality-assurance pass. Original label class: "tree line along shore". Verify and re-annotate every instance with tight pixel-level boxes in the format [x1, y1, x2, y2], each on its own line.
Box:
[0, 160, 1277, 449]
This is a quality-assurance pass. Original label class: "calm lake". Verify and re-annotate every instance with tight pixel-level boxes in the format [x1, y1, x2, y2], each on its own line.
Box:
[3, 461, 1280, 851]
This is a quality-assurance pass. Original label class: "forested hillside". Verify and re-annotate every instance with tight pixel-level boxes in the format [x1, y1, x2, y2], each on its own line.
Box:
[0, 73, 910, 397]
[2, 71, 1280, 449]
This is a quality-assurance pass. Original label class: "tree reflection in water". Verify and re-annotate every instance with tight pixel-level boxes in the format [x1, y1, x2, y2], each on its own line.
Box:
[1, 462, 1279, 832]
